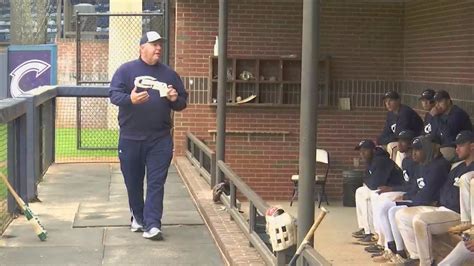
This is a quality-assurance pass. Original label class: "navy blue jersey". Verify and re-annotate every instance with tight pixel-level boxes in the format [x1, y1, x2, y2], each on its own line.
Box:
[364, 148, 404, 190]
[437, 105, 472, 147]
[378, 104, 424, 145]
[392, 156, 418, 192]
[109, 59, 188, 140]
[439, 162, 474, 213]
[423, 112, 439, 136]
[403, 155, 450, 206]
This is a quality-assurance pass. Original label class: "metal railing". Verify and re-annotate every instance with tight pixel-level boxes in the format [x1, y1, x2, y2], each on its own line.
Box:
[185, 132, 216, 187]
[217, 160, 287, 265]
[0, 86, 57, 224]
[0, 85, 112, 233]
[301, 248, 332, 266]
[185, 131, 331, 265]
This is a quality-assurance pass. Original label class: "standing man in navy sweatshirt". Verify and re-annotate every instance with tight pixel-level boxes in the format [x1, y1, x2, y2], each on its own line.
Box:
[432, 90, 472, 162]
[109, 31, 188, 240]
[377, 91, 423, 159]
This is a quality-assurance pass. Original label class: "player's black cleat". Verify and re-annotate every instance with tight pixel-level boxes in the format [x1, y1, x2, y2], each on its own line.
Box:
[352, 228, 365, 238]
[357, 234, 377, 245]
[365, 244, 384, 253]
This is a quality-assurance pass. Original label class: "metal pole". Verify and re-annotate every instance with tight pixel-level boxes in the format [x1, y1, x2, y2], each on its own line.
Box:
[216, 0, 228, 184]
[163, 0, 170, 66]
[297, 0, 320, 250]
[64, 0, 71, 35]
[56, 0, 62, 39]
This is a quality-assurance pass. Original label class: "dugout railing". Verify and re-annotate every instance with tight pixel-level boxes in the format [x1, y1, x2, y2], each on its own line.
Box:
[0, 86, 330, 266]
[0, 85, 110, 232]
[185, 132, 331, 266]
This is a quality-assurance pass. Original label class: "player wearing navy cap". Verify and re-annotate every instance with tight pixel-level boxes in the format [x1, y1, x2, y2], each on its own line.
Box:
[396, 131, 473, 266]
[371, 135, 450, 264]
[419, 89, 438, 135]
[448, 130, 474, 234]
[432, 90, 472, 162]
[352, 139, 403, 244]
[365, 130, 418, 255]
[378, 91, 424, 160]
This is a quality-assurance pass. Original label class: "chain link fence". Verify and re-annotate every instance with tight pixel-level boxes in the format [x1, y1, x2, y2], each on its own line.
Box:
[55, 96, 118, 163]
[55, 12, 167, 162]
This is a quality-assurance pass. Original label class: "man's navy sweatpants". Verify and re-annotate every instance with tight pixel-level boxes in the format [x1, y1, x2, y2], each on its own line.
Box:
[118, 134, 173, 231]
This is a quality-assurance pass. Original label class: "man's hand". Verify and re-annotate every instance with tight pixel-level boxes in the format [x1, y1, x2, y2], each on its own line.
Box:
[394, 195, 404, 201]
[167, 85, 178, 102]
[430, 106, 440, 116]
[131, 87, 149, 104]
[465, 239, 474, 252]
[377, 186, 393, 194]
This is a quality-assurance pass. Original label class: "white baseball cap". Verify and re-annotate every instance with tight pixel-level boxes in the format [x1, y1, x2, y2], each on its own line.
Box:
[139, 31, 164, 45]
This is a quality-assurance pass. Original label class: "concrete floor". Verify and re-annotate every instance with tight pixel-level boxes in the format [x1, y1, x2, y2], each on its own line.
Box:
[0, 163, 223, 265]
[241, 200, 379, 266]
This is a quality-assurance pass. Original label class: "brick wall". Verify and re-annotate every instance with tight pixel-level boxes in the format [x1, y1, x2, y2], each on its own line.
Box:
[174, 105, 387, 200]
[175, 0, 404, 80]
[401, 0, 474, 118]
[173, 0, 405, 200]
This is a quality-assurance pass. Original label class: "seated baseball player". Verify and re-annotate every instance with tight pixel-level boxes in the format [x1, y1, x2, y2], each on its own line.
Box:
[365, 130, 418, 255]
[432, 90, 472, 162]
[418, 88, 439, 136]
[395, 131, 473, 266]
[393, 130, 416, 168]
[352, 139, 403, 245]
[377, 91, 424, 160]
[372, 135, 450, 264]
[448, 131, 474, 234]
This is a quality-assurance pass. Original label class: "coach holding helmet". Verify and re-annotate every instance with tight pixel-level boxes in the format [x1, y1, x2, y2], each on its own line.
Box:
[109, 31, 188, 240]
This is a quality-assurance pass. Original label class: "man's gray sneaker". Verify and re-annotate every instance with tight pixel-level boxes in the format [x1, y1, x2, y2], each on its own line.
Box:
[130, 216, 143, 232]
[143, 227, 163, 240]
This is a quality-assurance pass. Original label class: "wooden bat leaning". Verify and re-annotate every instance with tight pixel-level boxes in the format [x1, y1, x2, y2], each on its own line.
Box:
[0, 170, 47, 241]
[288, 207, 329, 266]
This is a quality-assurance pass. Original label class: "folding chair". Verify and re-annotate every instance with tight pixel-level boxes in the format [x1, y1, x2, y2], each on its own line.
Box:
[290, 149, 330, 208]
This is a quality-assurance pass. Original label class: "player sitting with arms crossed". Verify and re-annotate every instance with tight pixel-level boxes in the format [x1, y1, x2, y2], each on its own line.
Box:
[352, 140, 404, 245]
[364, 130, 418, 256]
[431, 90, 472, 162]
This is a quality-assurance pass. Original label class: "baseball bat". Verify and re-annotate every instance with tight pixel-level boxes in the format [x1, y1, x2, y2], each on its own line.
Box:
[0, 166, 47, 241]
[288, 207, 329, 266]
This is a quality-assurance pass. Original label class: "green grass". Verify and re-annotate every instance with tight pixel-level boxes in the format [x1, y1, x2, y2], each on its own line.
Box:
[55, 128, 119, 158]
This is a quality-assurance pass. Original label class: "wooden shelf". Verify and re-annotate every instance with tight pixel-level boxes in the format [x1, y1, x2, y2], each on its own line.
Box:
[209, 56, 331, 106]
